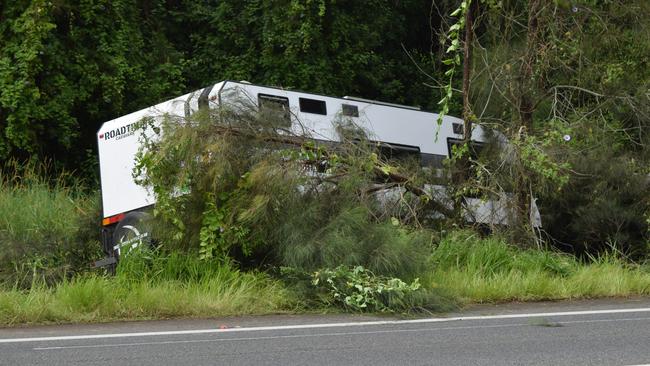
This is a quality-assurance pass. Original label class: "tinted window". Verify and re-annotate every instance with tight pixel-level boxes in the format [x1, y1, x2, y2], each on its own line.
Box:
[378, 142, 421, 164]
[342, 104, 359, 117]
[452, 123, 464, 135]
[299, 98, 327, 115]
[258, 94, 290, 126]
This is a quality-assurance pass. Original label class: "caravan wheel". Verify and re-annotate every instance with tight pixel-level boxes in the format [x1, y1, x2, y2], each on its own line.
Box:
[111, 211, 153, 258]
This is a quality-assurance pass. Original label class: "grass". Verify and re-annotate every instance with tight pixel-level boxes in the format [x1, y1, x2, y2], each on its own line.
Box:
[0, 230, 649, 326]
[0, 161, 294, 326]
[429, 231, 650, 303]
[0, 159, 648, 323]
[0, 255, 294, 326]
[0, 161, 101, 285]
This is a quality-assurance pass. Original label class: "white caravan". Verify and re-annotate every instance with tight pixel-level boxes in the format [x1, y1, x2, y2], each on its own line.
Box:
[96, 81, 539, 265]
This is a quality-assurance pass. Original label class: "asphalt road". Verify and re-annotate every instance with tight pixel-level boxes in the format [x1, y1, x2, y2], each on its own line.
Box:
[1, 299, 650, 366]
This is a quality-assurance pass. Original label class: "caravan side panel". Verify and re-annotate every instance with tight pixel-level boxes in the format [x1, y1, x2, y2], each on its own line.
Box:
[97, 87, 213, 218]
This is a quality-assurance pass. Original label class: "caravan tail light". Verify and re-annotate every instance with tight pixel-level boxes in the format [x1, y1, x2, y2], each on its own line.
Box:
[102, 213, 125, 226]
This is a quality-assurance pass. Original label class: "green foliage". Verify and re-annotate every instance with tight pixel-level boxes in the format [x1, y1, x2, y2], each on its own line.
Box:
[432, 230, 576, 277]
[0, 253, 293, 326]
[539, 129, 649, 257]
[182, 0, 437, 107]
[0, 0, 441, 173]
[0, 0, 186, 170]
[275, 206, 433, 281]
[133, 103, 450, 312]
[512, 124, 572, 189]
[430, 230, 650, 303]
[0, 160, 101, 287]
[437, 0, 473, 125]
[135, 104, 436, 276]
[0, 0, 58, 158]
[312, 265, 422, 312]
[198, 192, 250, 260]
[133, 109, 293, 256]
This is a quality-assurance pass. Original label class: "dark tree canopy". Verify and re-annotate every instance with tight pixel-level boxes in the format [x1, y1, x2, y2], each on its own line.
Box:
[0, 0, 441, 172]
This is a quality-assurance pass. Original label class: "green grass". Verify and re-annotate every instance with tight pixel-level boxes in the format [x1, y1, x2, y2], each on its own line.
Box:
[1, 165, 648, 325]
[429, 231, 650, 303]
[0, 262, 294, 326]
[0, 161, 101, 285]
[1, 231, 649, 325]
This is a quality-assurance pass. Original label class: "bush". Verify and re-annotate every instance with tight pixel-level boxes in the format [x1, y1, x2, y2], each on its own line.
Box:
[274, 206, 432, 280]
[135, 107, 439, 277]
[538, 123, 649, 259]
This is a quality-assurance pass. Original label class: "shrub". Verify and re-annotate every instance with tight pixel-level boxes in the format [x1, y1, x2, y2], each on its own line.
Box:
[539, 127, 649, 259]
[134, 106, 439, 280]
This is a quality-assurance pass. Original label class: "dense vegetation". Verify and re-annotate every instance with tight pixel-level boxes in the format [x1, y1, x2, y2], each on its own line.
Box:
[0, 0, 438, 172]
[0, 1, 649, 321]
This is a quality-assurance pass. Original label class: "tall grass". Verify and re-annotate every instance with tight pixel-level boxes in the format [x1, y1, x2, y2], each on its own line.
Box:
[0, 253, 294, 326]
[0, 160, 101, 286]
[429, 231, 650, 303]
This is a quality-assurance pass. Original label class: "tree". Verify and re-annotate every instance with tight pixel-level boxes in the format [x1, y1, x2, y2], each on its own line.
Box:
[441, 0, 649, 249]
[0, 0, 447, 177]
[0, 0, 186, 172]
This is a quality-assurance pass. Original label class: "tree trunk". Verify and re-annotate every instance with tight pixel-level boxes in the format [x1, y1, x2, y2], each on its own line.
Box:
[519, 0, 542, 132]
[514, 0, 543, 241]
[453, 0, 478, 223]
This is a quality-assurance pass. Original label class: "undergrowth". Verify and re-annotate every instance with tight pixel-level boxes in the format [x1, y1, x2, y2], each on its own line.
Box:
[1, 230, 649, 325]
[0, 160, 101, 287]
[0, 252, 293, 326]
[429, 231, 650, 303]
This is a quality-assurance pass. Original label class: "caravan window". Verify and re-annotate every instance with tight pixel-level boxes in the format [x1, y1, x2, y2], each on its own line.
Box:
[342, 104, 359, 117]
[378, 142, 421, 165]
[299, 98, 327, 115]
[258, 94, 291, 127]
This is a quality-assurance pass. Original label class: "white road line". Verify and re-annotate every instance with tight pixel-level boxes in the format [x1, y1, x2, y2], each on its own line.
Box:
[1, 307, 650, 344]
[30, 316, 650, 351]
[32, 323, 526, 350]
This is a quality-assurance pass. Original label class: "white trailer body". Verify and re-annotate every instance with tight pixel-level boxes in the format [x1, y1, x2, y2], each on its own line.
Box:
[98, 80, 487, 220]
[98, 87, 211, 220]
[96, 81, 540, 263]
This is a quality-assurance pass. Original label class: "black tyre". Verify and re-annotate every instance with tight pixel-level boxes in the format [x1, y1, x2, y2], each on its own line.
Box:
[111, 211, 154, 259]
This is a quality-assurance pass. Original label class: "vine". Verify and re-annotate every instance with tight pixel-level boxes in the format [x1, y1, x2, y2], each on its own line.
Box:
[437, 0, 472, 127]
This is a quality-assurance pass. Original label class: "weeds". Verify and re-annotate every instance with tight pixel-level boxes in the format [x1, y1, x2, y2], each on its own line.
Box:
[0, 160, 101, 287]
[430, 231, 650, 303]
[0, 252, 293, 326]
